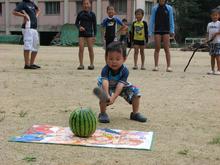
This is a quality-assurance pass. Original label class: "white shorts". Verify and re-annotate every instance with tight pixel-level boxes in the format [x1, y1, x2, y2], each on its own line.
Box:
[22, 28, 39, 52]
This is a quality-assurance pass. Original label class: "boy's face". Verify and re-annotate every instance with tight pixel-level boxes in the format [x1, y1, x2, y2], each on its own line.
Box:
[135, 12, 143, 21]
[211, 12, 219, 22]
[106, 51, 125, 71]
[107, 7, 115, 18]
[82, 0, 91, 11]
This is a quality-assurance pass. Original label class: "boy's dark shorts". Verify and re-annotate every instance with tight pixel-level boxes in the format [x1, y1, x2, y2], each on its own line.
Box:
[97, 77, 141, 104]
[133, 40, 145, 46]
[209, 43, 220, 56]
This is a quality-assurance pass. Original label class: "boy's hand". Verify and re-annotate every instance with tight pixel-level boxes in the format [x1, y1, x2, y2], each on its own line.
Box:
[79, 26, 86, 32]
[107, 97, 115, 106]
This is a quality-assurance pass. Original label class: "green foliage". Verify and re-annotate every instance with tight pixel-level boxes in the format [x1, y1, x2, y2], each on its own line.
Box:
[22, 156, 37, 162]
[169, 0, 220, 42]
[178, 149, 189, 155]
[208, 137, 220, 145]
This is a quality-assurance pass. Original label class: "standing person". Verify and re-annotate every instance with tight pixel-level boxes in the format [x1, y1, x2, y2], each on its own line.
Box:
[12, 0, 40, 69]
[149, 0, 175, 72]
[130, 9, 148, 70]
[75, 0, 97, 70]
[97, 41, 147, 123]
[119, 18, 129, 57]
[206, 9, 220, 75]
[101, 6, 127, 60]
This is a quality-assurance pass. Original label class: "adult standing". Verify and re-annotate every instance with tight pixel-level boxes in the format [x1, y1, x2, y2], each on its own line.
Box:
[13, 0, 41, 69]
[149, 0, 175, 72]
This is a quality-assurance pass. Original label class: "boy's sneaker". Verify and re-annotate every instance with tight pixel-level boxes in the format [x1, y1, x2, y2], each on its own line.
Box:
[98, 112, 110, 123]
[24, 65, 37, 69]
[207, 70, 214, 75]
[130, 112, 147, 122]
[214, 71, 220, 75]
[31, 64, 41, 69]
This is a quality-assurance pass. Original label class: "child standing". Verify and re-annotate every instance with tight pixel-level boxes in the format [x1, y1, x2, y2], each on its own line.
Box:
[130, 9, 148, 70]
[12, 0, 40, 69]
[149, 0, 175, 72]
[101, 6, 127, 59]
[120, 18, 129, 57]
[75, 0, 97, 70]
[97, 41, 147, 123]
[207, 9, 220, 75]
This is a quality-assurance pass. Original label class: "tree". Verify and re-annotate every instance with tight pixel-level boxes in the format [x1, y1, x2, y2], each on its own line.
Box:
[169, 0, 220, 42]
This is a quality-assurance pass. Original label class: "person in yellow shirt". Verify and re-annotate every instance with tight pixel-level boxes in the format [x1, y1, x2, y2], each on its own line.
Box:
[130, 9, 148, 70]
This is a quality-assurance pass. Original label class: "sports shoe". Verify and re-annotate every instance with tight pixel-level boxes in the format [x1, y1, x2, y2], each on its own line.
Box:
[77, 65, 84, 70]
[130, 112, 147, 122]
[88, 65, 94, 70]
[24, 65, 37, 69]
[152, 67, 159, 71]
[31, 64, 41, 69]
[214, 71, 220, 75]
[166, 67, 173, 72]
[207, 70, 214, 75]
[98, 112, 110, 123]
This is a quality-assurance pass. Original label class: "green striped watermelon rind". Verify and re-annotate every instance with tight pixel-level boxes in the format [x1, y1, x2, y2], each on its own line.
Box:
[69, 107, 97, 138]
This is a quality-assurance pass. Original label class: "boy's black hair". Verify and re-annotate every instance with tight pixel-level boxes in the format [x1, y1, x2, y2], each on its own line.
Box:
[135, 8, 144, 15]
[210, 8, 219, 14]
[157, 0, 168, 3]
[122, 18, 127, 23]
[82, 0, 91, 4]
[106, 41, 126, 58]
[107, 5, 114, 11]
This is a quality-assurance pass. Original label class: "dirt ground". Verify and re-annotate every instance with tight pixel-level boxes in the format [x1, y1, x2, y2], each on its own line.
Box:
[0, 44, 220, 165]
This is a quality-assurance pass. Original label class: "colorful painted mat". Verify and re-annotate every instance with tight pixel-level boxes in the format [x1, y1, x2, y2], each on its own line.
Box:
[9, 125, 154, 150]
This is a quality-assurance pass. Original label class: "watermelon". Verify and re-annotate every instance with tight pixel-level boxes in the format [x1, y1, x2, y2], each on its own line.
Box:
[69, 107, 97, 137]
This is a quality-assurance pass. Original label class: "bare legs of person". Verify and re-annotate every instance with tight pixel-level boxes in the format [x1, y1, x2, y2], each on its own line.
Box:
[153, 34, 172, 72]
[133, 45, 145, 70]
[77, 37, 95, 70]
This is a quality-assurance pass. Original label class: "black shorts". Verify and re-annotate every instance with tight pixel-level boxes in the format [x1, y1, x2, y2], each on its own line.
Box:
[154, 32, 170, 35]
[133, 40, 145, 46]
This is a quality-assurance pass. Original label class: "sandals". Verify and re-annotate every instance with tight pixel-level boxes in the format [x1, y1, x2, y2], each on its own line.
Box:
[132, 66, 138, 70]
[166, 67, 173, 72]
[152, 67, 159, 71]
[88, 65, 94, 70]
[77, 65, 84, 70]
[130, 112, 147, 122]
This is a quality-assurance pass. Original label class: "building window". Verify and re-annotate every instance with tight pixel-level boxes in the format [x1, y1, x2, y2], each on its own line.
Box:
[109, 0, 127, 15]
[0, 3, 2, 16]
[145, 1, 153, 16]
[45, 2, 60, 15]
[76, 1, 82, 14]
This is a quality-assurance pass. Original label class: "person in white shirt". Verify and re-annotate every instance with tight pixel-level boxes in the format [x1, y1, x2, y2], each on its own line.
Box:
[207, 9, 220, 75]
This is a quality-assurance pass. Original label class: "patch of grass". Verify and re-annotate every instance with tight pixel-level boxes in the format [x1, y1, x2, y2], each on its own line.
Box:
[178, 149, 189, 155]
[208, 137, 220, 145]
[22, 156, 36, 162]
[19, 111, 28, 117]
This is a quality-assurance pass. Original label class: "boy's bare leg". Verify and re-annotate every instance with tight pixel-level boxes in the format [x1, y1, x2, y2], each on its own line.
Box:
[24, 50, 30, 65]
[140, 46, 145, 69]
[154, 35, 161, 68]
[215, 56, 220, 71]
[163, 34, 171, 68]
[132, 96, 140, 113]
[133, 45, 139, 68]
[211, 56, 215, 71]
[30, 51, 37, 65]
[86, 37, 94, 67]
[99, 102, 107, 113]
[78, 37, 85, 66]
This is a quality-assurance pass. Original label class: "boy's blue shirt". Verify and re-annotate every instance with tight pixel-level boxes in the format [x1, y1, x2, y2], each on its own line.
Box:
[101, 16, 123, 28]
[149, 4, 175, 36]
[101, 64, 129, 88]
